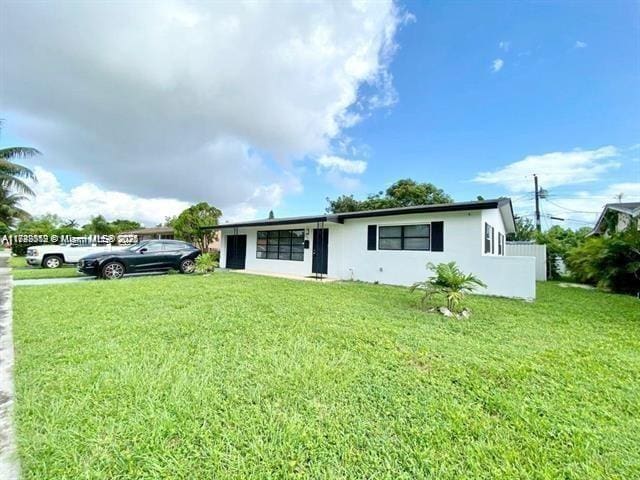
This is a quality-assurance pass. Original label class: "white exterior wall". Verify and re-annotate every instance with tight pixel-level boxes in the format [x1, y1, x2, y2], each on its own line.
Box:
[219, 208, 536, 300]
[506, 242, 547, 281]
[481, 208, 506, 256]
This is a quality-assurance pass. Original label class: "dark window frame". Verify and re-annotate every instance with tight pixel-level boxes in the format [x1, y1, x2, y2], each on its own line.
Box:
[378, 224, 431, 251]
[484, 222, 492, 254]
[256, 229, 304, 261]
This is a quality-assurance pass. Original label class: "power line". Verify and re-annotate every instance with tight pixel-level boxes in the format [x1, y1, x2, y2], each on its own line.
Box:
[544, 198, 601, 214]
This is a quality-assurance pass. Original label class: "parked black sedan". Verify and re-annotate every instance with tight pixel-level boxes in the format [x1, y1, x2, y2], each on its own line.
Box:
[78, 240, 201, 279]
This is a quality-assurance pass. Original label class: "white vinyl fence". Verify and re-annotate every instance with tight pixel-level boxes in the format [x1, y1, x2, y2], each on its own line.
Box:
[506, 242, 547, 281]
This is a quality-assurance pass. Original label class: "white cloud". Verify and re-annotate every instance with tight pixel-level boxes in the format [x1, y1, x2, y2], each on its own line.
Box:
[1, 1, 405, 216]
[473, 146, 621, 192]
[574, 40, 588, 49]
[491, 58, 504, 73]
[22, 167, 190, 226]
[315, 155, 367, 174]
[511, 182, 640, 228]
[604, 182, 640, 200]
[21, 166, 297, 225]
[314, 154, 366, 193]
[498, 41, 510, 52]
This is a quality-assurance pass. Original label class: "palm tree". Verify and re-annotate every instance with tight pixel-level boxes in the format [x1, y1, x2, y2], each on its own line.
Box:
[0, 120, 39, 196]
[0, 189, 31, 226]
[410, 262, 486, 313]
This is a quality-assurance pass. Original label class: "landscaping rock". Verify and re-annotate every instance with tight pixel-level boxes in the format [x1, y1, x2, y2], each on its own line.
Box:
[438, 307, 453, 317]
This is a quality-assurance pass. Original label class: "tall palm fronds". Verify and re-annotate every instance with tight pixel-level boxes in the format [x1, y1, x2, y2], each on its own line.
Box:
[0, 188, 31, 226]
[0, 119, 38, 228]
[410, 262, 486, 312]
[0, 121, 39, 196]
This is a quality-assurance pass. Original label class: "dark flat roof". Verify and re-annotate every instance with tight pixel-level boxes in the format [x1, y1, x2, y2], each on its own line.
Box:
[204, 198, 514, 230]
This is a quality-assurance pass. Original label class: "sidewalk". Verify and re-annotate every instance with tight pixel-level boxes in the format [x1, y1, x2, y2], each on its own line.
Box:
[0, 252, 18, 480]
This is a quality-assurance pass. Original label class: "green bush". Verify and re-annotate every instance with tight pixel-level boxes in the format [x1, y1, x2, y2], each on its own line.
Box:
[195, 253, 218, 274]
[566, 229, 640, 294]
[535, 226, 590, 279]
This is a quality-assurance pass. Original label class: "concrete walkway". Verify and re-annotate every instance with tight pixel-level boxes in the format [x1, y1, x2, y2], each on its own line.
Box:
[13, 276, 95, 286]
[221, 268, 340, 283]
[13, 270, 167, 287]
[0, 252, 18, 479]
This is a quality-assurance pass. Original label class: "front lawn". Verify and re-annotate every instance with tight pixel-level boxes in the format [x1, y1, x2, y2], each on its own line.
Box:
[10, 256, 82, 280]
[13, 275, 640, 479]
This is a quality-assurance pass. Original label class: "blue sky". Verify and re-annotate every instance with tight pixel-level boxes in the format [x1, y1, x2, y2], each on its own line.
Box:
[1, 0, 638, 227]
[292, 0, 640, 226]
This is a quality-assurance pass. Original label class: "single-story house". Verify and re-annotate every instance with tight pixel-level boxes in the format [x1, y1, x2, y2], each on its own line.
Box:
[206, 198, 536, 299]
[121, 226, 176, 241]
[590, 202, 640, 236]
[121, 226, 220, 251]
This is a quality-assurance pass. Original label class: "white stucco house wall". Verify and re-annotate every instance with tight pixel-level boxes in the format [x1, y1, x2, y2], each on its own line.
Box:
[208, 198, 536, 299]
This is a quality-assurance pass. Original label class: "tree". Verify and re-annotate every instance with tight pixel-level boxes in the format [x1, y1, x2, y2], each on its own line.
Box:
[62, 219, 79, 228]
[83, 215, 115, 235]
[110, 219, 141, 233]
[0, 189, 31, 226]
[172, 202, 222, 252]
[326, 178, 453, 213]
[0, 121, 39, 226]
[384, 179, 453, 207]
[0, 125, 39, 196]
[534, 225, 589, 279]
[507, 217, 536, 242]
[268, 210, 275, 219]
[325, 194, 363, 213]
[566, 229, 640, 294]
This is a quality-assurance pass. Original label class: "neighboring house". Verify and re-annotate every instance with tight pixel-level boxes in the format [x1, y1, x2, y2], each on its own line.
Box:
[120, 227, 220, 251]
[206, 198, 536, 299]
[591, 202, 640, 236]
[122, 226, 175, 241]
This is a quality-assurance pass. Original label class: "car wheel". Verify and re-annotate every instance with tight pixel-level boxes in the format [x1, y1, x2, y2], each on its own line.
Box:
[43, 255, 63, 269]
[179, 258, 196, 274]
[102, 261, 125, 279]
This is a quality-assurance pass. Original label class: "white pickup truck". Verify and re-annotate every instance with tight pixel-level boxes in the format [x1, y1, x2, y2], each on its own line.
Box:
[26, 243, 125, 269]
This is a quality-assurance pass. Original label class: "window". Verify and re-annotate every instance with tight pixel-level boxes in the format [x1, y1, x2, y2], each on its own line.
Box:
[143, 241, 164, 252]
[378, 224, 430, 251]
[484, 223, 495, 254]
[256, 229, 304, 261]
[498, 232, 503, 255]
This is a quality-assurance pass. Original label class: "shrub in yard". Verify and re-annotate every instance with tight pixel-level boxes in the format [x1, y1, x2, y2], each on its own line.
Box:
[566, 229, 640, 295]
[410, 261, 486, 313]
[195, 253, 218, 274]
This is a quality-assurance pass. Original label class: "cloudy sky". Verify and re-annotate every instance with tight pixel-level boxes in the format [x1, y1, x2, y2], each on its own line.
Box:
[1, 0, 638, 228]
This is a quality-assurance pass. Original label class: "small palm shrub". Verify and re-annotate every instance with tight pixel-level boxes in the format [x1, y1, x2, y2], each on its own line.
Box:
[195, 253, 218, 274]
[410, 262, 486, 313]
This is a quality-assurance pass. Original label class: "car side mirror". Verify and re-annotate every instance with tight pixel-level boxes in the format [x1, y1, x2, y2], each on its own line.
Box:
[139, 247, 148, 254]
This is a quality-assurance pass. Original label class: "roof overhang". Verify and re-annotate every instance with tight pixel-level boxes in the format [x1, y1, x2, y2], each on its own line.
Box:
[208, 215, 332, 230]
[204, 198, 517, 232]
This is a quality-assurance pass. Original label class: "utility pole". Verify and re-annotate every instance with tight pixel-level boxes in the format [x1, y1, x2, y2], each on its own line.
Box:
[534, 174, 541, 232]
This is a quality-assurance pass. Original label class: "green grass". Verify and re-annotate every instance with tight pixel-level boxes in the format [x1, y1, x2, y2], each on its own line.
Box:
[10, 256, 83, 280]
[13, 275, 640, 479]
